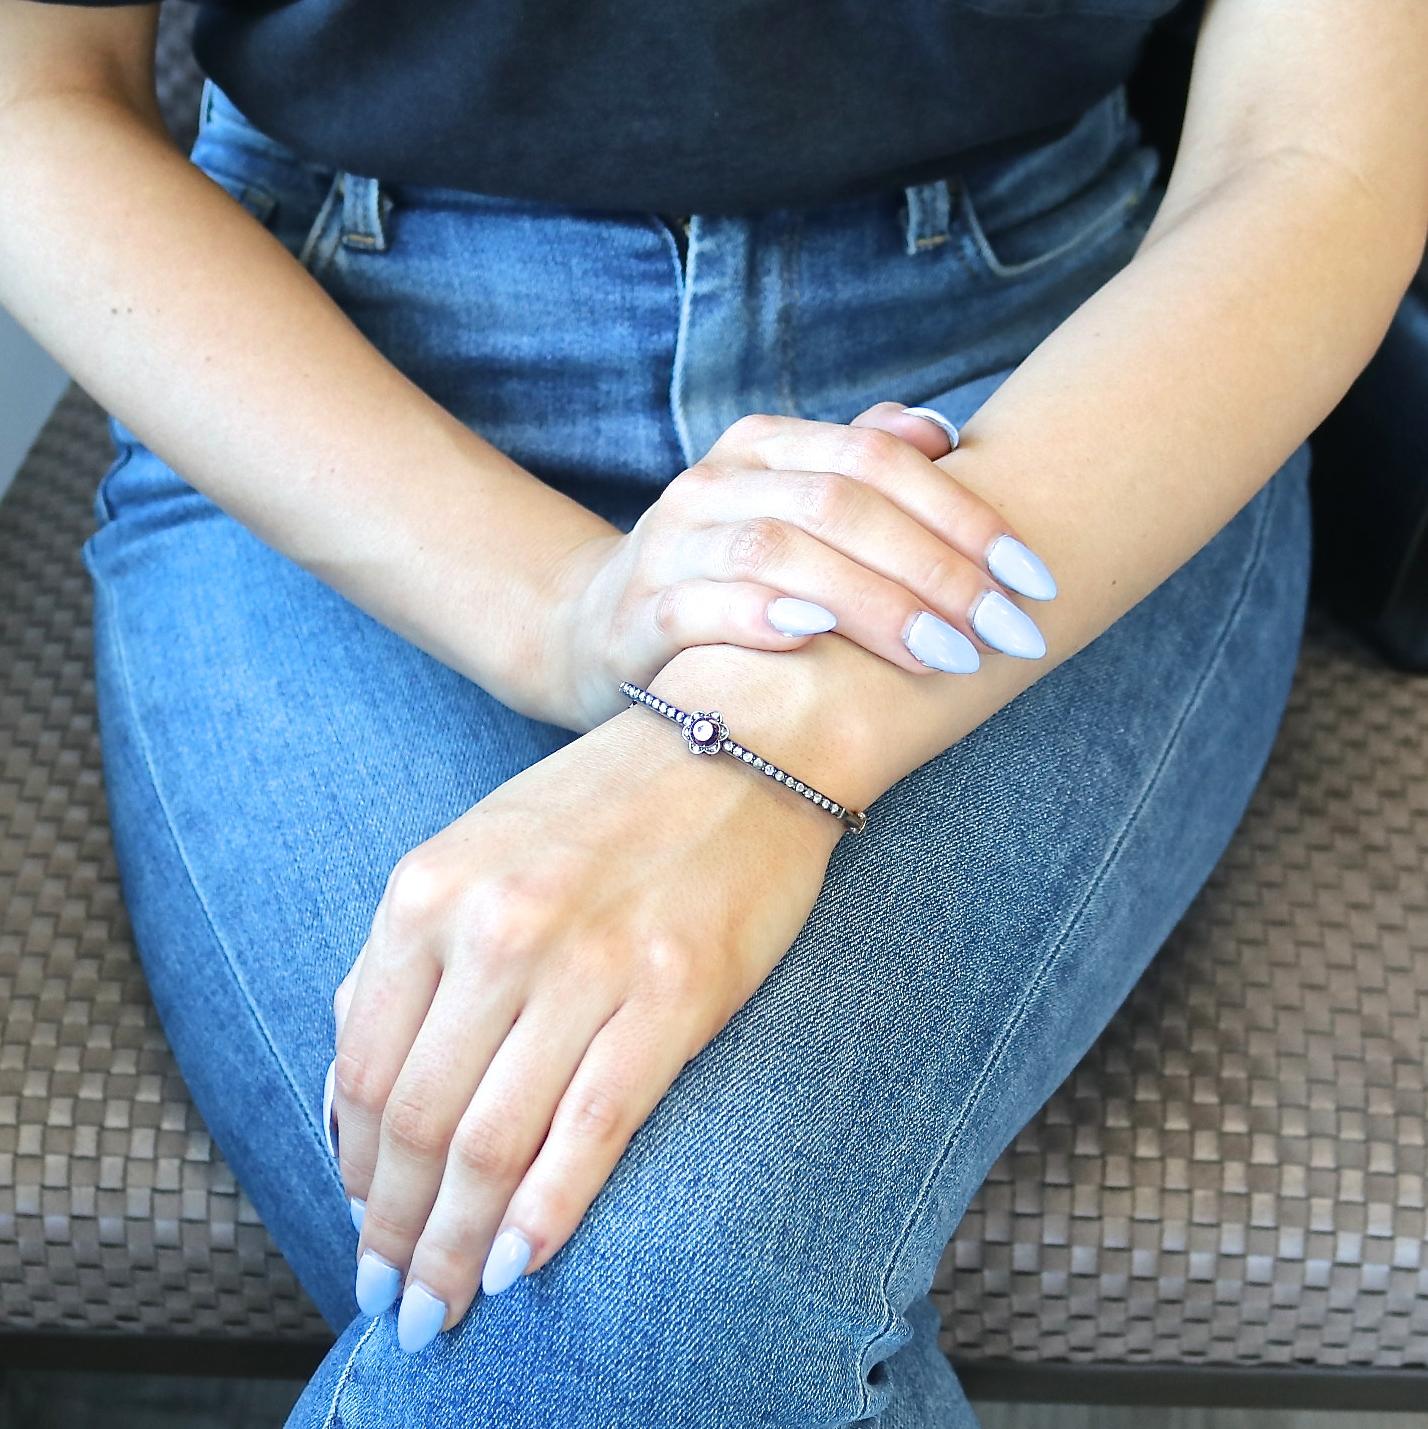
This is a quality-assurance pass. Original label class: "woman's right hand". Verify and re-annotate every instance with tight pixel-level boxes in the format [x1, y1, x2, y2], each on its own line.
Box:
[551, 401, 1060, 731]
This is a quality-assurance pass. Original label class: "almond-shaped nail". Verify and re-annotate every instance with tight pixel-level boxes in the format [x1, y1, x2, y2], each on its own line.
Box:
[904, 611, 980, 673]
[899, 406, 960, 450]
[971, 590, 1047, 659]
[355, 1250, 401, 1317]
[481, 1228, 532, 1296]
[987, 533, 1057, 601]
[349, 1198, 365, 1233]
[397, 1282, 447, 1354]
[767, 597, 837, 636]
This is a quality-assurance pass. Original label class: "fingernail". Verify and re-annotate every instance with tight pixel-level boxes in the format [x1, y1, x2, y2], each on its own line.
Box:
[322, 1058, 338, 1160]
[355, 1251, 402, 1316]
[481, 1228, 532, 1296]
[987, 534, 1057, 601]
[904, 611, 980, 674]
[899, 406, 960, 450]
[971, 590, 1047, 659]
[767, 597, 837, 636]
[397, 1282, 447, 1354]
[349, 1198, 365, 1233]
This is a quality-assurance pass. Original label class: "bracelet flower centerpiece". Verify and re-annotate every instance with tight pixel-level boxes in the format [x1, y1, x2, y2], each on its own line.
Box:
[682, 710, 728, 756]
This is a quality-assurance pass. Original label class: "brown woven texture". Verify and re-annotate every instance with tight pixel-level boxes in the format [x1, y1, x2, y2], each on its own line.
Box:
[4, 1, 1427, 1367]
[932, 621, 1428, 1368]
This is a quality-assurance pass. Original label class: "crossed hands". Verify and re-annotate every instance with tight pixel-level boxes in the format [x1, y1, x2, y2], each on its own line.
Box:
[323, 399, 1058, 1352]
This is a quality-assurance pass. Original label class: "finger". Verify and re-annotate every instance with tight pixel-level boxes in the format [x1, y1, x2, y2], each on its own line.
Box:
[328, 942, 371, 1230]
[395, 986, 617, 1350]
[700, 514, 997, 672]
[849, 398, 959, 461]
[486, 998, 694, 1293]
[694, 466, 1049, 659]
[354, 964, 523, 1312]
[635, 576, 838, 663]
[699, 411, 1058, 602]
[333, 883, 443, 1216]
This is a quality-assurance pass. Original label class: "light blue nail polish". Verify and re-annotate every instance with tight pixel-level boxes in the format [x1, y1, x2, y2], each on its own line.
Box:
[397, 1283, 447, 1354]
[322, 1057, 338, 1160]
[971, 590, 1047, 659]
[349, 1198, 365, 1233]
[355, 1251, 402, 1317]
[481, 1228, 532, 1296]
[767, 597, 837, 636]
[904, 611, 980, 674]
[987, 534, 1057, 601]
[899, 405, 960, 450]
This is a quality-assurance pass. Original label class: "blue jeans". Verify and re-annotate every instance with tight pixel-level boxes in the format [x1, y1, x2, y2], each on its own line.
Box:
[81, 77, 1312, 1427]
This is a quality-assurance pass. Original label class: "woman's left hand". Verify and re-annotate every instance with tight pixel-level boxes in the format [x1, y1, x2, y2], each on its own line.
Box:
[326, 701, 844, 1351]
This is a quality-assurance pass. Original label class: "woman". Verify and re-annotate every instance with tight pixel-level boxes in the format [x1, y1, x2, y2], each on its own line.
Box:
[2, 0, 1425, 1423]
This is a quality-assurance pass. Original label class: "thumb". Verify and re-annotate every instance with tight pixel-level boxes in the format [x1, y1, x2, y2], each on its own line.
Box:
[848, 399, 960, 462]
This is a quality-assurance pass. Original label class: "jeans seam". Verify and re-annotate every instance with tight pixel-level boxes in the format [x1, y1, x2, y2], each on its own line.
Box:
[319, 1316, 383, 1428]
[855, 468, 1283, 1412]
[87, 551, 343, 1191]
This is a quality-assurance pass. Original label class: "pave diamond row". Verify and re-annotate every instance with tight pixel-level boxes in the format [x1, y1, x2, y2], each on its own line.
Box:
[618, 680, 867, 835]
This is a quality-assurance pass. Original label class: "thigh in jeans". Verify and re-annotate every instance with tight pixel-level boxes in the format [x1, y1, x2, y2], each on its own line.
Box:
[80, 442, 577, 1328]
[283, 442, 1311, 1425]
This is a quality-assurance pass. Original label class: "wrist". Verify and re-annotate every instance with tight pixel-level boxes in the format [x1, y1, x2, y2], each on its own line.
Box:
[642, 637, 902, 820]
[537, 526, 625, 730]
[600, 699, 848, 857]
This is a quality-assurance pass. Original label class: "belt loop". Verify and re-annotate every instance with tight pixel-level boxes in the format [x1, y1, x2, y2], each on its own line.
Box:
[902, 177, 953, 257]
[340, 173, 391, 252]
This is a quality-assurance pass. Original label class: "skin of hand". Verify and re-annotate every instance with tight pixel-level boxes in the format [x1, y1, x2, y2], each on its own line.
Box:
[548, 400, 1060, 734]
[329, 699, 849, 1349]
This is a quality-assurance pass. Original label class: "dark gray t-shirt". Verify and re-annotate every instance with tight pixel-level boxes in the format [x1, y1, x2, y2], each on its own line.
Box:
[36, 0, 1184, 214]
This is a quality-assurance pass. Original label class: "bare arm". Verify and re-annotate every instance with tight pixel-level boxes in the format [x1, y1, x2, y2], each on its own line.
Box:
[0, 1, 617, 720]
[635, 0, 1428, 827]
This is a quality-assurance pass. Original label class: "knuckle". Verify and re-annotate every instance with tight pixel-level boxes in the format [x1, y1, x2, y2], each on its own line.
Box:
[838, 425, 902, 472]
[650, 581, 684, 640]
[450, 1115, 524, 1183]
[790, 471, 848, 530]
[832, 574, 890, 630]
[563, 1081, 628, 1145]
[382, 1093, 449, 1161]
[358, 1197, 425, 1246]
[723, 516, 788, 579]
[727, 410, 782, 446]
[640, 935, 704, 1003]
[670, 460, 716, 500]
[915, 548, 966, 601]
[382, 849, 449, 931]
[334, 1047, 385, 1117]
[460, 876, 548, 956]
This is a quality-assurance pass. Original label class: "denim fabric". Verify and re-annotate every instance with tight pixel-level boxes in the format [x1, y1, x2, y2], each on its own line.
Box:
[80, 77, 1313, 1428]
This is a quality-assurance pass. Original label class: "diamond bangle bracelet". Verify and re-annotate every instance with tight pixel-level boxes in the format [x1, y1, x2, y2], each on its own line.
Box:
[618, 679, 868, 835]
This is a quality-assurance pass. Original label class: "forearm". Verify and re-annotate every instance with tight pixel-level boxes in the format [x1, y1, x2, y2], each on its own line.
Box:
[638, 154, 1427, 825]
[0, 88, 614, 718]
